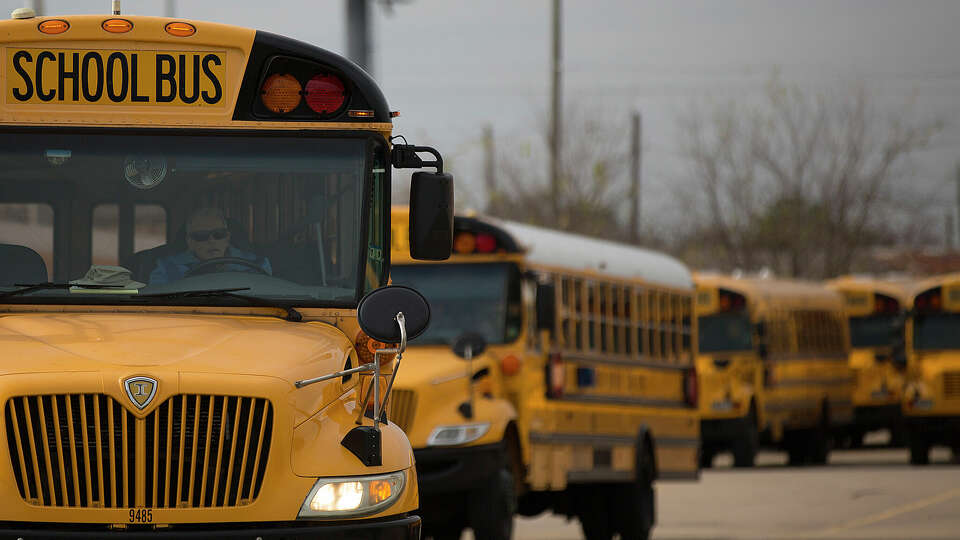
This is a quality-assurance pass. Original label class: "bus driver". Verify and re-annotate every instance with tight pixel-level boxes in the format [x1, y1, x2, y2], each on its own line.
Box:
[149, 207, 272, 285]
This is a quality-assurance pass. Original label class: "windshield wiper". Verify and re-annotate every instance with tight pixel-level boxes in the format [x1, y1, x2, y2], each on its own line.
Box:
[0, 282, 127, 299]
[139, 288, 304, 322]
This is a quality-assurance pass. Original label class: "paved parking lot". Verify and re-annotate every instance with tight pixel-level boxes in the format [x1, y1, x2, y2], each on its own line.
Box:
[496, 445, 960, 540]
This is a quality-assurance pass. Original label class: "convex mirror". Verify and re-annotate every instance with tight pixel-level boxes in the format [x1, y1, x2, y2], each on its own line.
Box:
[357, 286, 430, 343]
[452, 332, 487, 359]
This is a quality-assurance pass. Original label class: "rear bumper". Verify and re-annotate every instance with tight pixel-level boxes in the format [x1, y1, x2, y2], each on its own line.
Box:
[414, 443, 501, 495]
[0, 516, 421, 540]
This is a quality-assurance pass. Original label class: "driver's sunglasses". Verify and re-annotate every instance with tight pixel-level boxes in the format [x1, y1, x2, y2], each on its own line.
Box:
[188, 228, 229, 242]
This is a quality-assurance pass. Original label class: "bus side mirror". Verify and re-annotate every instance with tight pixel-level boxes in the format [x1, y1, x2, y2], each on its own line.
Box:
[357, 285, 431, 343]
[892, 352, 907, 370]
[453, 332, 487, 359]
[536, 283, 556, 331]
[757, 343, 769, 360]
[409, 171, 454, 261]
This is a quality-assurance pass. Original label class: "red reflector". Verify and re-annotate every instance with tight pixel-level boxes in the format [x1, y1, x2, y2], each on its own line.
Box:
[305, 74, 346, 114]
[475, 233, 497, 253]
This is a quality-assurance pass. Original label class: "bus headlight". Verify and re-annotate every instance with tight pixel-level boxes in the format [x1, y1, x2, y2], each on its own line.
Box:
[426, 423, 490, 446]
[298, 472, 405, 518]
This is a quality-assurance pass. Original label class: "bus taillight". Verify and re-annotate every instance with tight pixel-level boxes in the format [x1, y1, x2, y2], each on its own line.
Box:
[261, 73, 302, 114]
[305, 74, 346, 114]
[915, 287, 942, 313]
[683, 368, 698, 407]
[546, 352, 565, 398]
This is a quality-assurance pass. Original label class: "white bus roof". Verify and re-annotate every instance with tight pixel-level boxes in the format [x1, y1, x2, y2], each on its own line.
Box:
[486, 218, 693, 290]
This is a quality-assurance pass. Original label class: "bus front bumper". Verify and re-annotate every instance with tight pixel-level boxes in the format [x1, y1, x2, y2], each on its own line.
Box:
[701, 417, 750, 448]
[414, 443, 502, 495]
[0, 516, 421, 539]
[853, 404, 901, 431]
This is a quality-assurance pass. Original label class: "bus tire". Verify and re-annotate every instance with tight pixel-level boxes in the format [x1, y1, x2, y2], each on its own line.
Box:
[468, 447, 516, 540]
[577, 485, 614, 540]
[699, 446, 715, 469]
[784, 431, 807, 466]
[909, 436, 931, 465]
[804, 403, 830, 465]
[732, 407, 759, 468]
[612, 442, 656, 540]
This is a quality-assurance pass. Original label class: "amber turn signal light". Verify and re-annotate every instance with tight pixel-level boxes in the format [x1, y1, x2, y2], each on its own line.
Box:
[260, 73, 302, 114]
[38, 19, 69, 34]
[164, 21, 196, 37]
[102, 18, 133, 33]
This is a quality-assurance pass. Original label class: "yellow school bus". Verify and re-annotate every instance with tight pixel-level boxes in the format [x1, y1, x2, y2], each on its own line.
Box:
[827, 276, 909, 447]
[904, 273, 960, 464]
[0, 6, 457, 538]
[389, 209, 699, 540]
[694, 274, 854, 466]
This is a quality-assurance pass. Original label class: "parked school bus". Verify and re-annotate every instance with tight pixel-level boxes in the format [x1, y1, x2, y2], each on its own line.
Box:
[827, 276, 908, 447]
[0, 6, 456, 538]
[904, 273, 960, 464]
[694, 274, 854, 466]
[389, 209, 699, 540]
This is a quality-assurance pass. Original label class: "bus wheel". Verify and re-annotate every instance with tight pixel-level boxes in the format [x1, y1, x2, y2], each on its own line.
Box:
[468, 449, 516, 540]
[733, 409, 759, 467]
[612, 444, 656, 540]
[577, 485, 614, 540]
[699, 446, 715, 469]
[909, 436, 931, 465]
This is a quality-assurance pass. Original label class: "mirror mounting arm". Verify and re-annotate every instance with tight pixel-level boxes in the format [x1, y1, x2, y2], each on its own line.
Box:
[392, 144, 444, 173]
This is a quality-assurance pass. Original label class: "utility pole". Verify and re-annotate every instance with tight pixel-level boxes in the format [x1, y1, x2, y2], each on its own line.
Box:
[629, 112, 642, 244]
[549, 0, 562, 217]
[947, 213, 955, 252]
[165, 0, 175, 17]
[483, 125, 496, 197]
[346, 0, 372, 74]
[31, 0, 43, 15]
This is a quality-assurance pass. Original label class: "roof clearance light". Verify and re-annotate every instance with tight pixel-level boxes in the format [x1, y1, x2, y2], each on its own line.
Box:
[453, 232, 476, 254]
[261, 73, 302, 114]
[305, 74, 346, 114]
[475, 233, 497, 253]
[38, 19, 69, 34]
[164, 21, 196, 37]
[348, 110, 375, 118]
[102, 18, 133, 33]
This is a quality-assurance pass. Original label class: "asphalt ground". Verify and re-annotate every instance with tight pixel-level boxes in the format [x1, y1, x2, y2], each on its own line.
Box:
[466, 437, 960, 539]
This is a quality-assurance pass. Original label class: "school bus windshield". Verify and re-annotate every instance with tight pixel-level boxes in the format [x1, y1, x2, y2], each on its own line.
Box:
[849, 314, 900, 348]
[698, 312, 753, 352]
[0, 130, 384, 306]
[913, 313, 960, 350]
[390, 262, 522, 345]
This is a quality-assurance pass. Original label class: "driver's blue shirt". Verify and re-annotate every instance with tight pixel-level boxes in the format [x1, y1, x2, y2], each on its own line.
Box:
[149, 246, 272, 285]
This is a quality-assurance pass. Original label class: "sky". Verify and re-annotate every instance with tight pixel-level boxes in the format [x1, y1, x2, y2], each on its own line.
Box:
[9, 0, 960, 233]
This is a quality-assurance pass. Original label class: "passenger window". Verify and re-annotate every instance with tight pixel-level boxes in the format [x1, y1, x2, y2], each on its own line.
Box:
[134, 205, 166, 252]
[92, 204, 119, 266]
[0, 203, 54, 281]
[93, 204, 167, 267]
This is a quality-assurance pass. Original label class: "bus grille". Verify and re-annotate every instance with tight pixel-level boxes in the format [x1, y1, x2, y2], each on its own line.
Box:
[389, 390, 417, 433]
[5, 394, 272, 509]
[944, 372, 960, 400]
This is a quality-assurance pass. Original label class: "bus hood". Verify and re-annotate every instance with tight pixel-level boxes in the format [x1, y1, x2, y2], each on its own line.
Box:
[0, 311, 355, 425]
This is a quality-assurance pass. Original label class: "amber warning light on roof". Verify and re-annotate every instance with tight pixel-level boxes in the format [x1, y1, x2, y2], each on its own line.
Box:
[7, 49, 225, 106]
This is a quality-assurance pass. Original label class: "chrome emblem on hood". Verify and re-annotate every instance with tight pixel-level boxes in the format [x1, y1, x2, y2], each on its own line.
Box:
[124, 376, 158, 409]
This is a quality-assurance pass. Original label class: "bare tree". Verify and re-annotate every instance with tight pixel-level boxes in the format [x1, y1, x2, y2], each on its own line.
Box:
[487, 106, 634, 240]
[676, 76, 943, 278]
